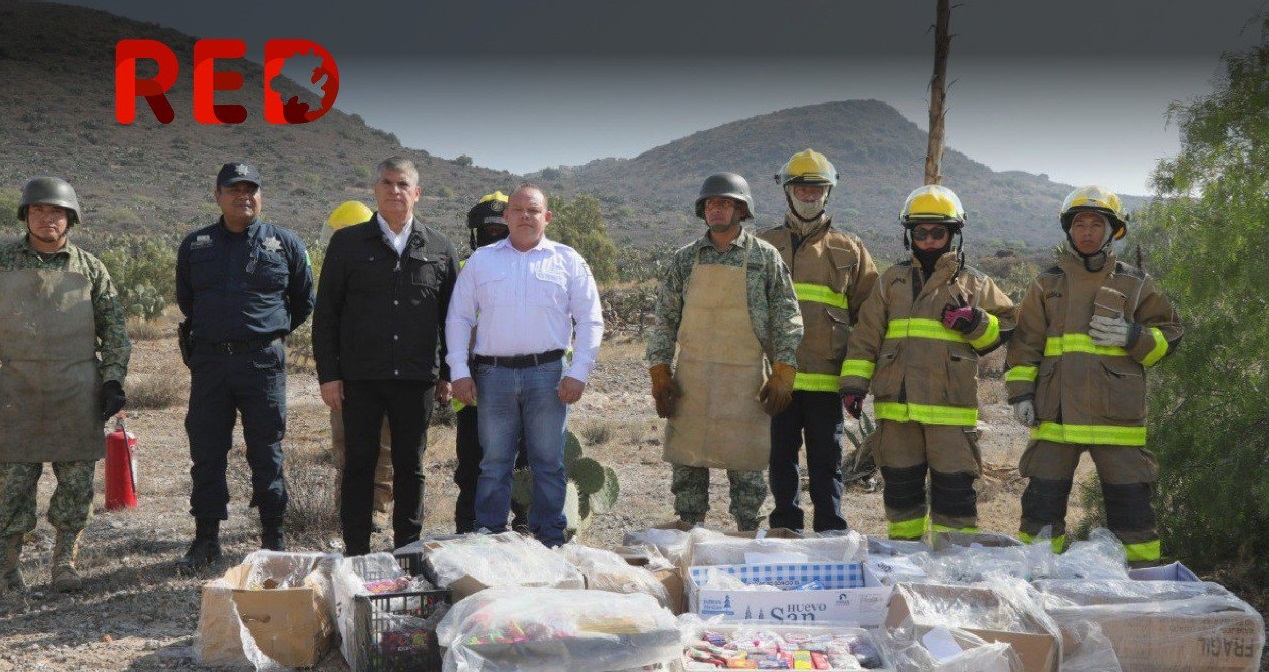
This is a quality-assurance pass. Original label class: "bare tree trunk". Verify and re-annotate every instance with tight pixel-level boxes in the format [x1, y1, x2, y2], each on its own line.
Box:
[924, 0, 952, 185]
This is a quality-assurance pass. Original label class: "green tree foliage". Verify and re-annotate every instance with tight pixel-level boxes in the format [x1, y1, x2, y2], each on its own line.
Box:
[1135, 16, 1269, 587]
[549, 193, 618, 283]
[98, 234, 178, 322]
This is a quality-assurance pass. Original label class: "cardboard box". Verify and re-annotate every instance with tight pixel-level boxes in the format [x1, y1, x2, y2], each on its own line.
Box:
[687, 562, 892, 628]
[654, 567, 685, 615]
[198, 554, 335, 668]
[1038, 573, 1264, 672]
[884, 583, 1059, 672]
[420, 532, 585, 601]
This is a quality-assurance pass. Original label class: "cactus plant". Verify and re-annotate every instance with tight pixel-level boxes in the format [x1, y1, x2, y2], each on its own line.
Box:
[511, 429, 620, 539]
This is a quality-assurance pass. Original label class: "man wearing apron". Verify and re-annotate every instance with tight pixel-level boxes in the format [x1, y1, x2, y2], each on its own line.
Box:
[0, 177, 131, 594]
[646, 173, 803, 531]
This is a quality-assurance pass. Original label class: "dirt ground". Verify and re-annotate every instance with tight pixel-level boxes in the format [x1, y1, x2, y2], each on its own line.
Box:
[0, 332, 1259, 670]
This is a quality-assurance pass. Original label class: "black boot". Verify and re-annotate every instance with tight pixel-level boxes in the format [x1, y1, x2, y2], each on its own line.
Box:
[177, 518, 222, 572]
[261, 520, 285, 552]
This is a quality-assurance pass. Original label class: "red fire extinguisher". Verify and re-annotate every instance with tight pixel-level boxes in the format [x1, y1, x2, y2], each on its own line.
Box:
[105, 417, 138, 510]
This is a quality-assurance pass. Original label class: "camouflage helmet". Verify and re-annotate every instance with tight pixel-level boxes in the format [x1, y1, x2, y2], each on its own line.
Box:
[695, 173, 754, 221]
[19, 177, 81, 227]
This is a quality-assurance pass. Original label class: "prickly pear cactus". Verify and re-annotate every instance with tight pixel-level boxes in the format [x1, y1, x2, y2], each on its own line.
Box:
[511, 429, 620, 539]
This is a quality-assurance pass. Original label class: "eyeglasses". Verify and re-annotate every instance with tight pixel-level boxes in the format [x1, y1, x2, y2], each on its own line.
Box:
[911, 226, 949, 242]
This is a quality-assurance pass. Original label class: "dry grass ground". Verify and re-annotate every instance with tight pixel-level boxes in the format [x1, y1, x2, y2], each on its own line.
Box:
[0, 332, 1263, 670]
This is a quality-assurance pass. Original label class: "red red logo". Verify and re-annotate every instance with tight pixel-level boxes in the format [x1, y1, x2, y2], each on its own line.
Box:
[115, 39, 340, 125]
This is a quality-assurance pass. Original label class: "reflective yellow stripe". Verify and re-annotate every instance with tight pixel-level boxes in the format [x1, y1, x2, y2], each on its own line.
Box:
[794, 283, 848, 310]
[969, 312, 1000, 350]
[793, 372, 840, 392]
[1031, 421, 1146, 446]
[841, 359, 875, 379]
[1141, 327, 1168, 366]
[1019, 531, 1066, 554]
[930, 524, 979, 533]
[885, 318, 965, 343]
[875, 401, 978, 426]
[451, 398, 474, 412]
[1124, 539, 1161, 562]
[889, 516, 928, 540]
[1005, 365, 1037, 383]
[1044, 334, 1129, 358]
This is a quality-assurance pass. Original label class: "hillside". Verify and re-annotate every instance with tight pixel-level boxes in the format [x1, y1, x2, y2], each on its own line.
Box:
[530, 100, 1145, 259]
[0, 0, 514, 249]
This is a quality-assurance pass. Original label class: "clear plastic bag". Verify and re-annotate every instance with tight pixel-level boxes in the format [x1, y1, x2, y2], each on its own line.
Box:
[436, 587, 680, 672]
[878, 622, 1022, 672]
[678, 614, 891, 670]
[426, 531, 584, 592]
[685, 527, 867, 567]
[555, 541, 671, 609]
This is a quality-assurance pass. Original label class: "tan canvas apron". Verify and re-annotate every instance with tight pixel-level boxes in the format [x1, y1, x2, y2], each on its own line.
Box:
[663, 246, 770, 469]
[0, 269, 104, 462]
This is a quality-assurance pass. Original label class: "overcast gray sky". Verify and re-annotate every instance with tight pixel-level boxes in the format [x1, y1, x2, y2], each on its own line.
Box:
[61, 0, 1268, 195]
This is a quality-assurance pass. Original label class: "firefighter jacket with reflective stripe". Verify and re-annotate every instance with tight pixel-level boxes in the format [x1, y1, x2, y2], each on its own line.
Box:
[841, 251, 1016, 426]
[758, 216, 878, 392]
[1005, 249, 1182, 446]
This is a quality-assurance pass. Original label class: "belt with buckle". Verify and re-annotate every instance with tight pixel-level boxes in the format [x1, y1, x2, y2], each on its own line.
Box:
[201, 337, 281, 355]
[472, 349, 565, 369]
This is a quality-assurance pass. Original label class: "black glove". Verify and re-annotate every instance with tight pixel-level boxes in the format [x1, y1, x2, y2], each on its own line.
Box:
[101, 380, 126, 421]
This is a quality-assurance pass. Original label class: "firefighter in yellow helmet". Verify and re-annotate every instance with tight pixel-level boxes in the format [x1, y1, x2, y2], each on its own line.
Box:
[1005, 186, 1182, 564]
[322, 201, 394, 532]
[840, 185, 1015, 540]
[756, 150, 878, 532]
[452, 191, 528, 532]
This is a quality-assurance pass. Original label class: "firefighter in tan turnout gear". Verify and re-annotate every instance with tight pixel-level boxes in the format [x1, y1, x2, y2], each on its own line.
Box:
[1006, 186, 1182, 564]
[0, 177, 131, 594]
[757, 150, 877, 532]
[840, 185, 1014, 540]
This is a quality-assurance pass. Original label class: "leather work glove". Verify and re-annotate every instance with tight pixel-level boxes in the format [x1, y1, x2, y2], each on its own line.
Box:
[648, 364, 679, 418]
[1012, 398, 1036, 427]
[758, 362, 797, 416]
[842, 389, 866, 420]
[941, 295, 984, 335]
[1088, 314, 1142, 348]
[101, 380, 126, 421]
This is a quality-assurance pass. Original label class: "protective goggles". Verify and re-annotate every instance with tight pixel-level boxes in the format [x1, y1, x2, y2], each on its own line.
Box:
[910, 226, 949, 242]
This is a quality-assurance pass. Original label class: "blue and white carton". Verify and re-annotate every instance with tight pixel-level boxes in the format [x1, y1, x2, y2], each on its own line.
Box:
[687, 562, 893, 628]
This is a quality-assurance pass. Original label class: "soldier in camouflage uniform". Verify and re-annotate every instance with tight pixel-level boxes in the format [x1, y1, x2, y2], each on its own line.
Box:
[646, 173, 802, 531]
[0, 177, 131, 594]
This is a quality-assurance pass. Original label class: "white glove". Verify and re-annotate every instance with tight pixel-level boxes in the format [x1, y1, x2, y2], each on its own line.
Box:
[1089, 314, 1134, 347]
[1012, 399, 1036, 427]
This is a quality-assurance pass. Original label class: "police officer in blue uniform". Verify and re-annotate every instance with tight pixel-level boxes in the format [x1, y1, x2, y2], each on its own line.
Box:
[175, 162, 314, 570]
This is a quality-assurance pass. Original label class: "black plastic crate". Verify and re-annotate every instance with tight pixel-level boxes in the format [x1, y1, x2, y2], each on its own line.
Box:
[350, 588, 450, 672]
[393, 549, 425, 577]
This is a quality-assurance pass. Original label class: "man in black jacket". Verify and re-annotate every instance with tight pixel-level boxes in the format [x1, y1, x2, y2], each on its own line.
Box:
[313, 156, 458, 555]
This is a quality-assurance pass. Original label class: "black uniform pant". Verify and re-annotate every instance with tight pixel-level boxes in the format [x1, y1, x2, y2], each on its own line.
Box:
[768, 390, 849, 532]
[341, 379, 434, 554]
[186, 341, 288, 524]
[454, 405, 528, 533]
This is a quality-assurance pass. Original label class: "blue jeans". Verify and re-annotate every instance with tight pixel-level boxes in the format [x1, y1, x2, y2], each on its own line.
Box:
[473, 359, 568, 546]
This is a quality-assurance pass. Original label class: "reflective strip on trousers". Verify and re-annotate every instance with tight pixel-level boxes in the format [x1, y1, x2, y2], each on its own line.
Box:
[1005, 365, 1037, 383]
[885, 318, 965, 343]
[930, 523, 979, 534]
[875, 401, 978, 427]
[1030, 421, 1146, 446]
[1019, 531, 1066, 554]
[793, 372, 841, 392]
[888, 516, 928, 540]
[1124, 538, 1161, 562]
[793, 283, 848, 310]
[841, 359, 875, 379]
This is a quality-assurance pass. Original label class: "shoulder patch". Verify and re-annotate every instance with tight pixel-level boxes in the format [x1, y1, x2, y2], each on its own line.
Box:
[189, 234, 213, 250]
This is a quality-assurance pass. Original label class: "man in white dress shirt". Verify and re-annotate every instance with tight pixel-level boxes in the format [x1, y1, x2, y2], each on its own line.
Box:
[446, 183, 604, 547]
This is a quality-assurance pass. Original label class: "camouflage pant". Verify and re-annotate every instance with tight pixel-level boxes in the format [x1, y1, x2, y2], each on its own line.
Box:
[0, 461, 96, 536]
[671, 464, 768, 530]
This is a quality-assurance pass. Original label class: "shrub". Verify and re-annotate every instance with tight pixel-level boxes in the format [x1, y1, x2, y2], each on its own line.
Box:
[126, 372, 185, 409]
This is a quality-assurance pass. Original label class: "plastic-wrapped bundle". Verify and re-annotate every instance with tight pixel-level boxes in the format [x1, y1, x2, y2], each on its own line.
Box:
[554, 542, 671, 608]
[332, 553, 450, 672]
[622, 524, 694, 567]
[677, 615, 891, 670]
[425, 531, 584, 593]
[1034, 577, 1233, 607]
[1035, 528, 1129, 580]
[436, 588, 680, 672]
[877, 622, 1022, 672]
[685, 527, 866, 567]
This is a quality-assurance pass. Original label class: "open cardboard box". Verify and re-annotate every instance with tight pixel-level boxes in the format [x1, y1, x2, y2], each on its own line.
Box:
[884, 582, 1059, 672]
[197, 552, 335, 668]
